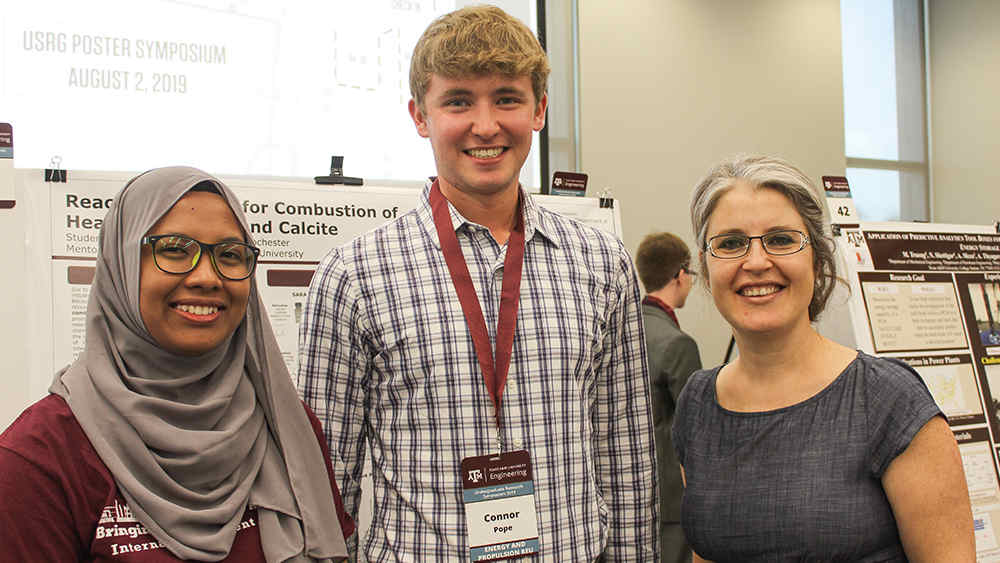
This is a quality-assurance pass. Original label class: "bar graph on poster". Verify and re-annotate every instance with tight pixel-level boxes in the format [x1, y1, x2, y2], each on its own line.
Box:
[829, 220, 1000, 560]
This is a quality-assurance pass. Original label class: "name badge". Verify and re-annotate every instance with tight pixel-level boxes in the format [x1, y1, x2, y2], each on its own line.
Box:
[461, 450, 540, 561]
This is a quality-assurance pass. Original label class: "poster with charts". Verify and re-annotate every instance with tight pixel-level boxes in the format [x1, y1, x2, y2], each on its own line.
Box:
[831, 221, 1000, 559]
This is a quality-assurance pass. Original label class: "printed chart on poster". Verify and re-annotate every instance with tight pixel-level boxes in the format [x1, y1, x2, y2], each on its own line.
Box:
[836, 221, 1000, 560]
[13, 169, 622, 405]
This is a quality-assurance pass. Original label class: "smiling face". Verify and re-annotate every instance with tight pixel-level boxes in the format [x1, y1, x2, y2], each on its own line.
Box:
[705, 182, 815, 338]
[139, 191, 251, 356]
[409, 73, 547, 201]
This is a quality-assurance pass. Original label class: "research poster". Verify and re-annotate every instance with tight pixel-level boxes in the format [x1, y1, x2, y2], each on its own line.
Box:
[838, 223, 1000, 558]
[51, 182, 406, 378]
[23, 171, 620, 400]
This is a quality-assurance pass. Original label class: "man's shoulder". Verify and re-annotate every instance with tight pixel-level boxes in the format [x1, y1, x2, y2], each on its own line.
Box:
[643, 306, 698, 345]
[531, 204, 632, 282]
[534, 203, 625, 252]
[340, 208, 427, 257]
[309, 207, 436, 308]
[532, 206, 636, 297]
[642, 303, 679, 329]
[316, 208, 429, 277]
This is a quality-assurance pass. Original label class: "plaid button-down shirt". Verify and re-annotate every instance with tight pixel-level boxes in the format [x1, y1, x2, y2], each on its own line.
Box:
[297, 186, 658, 561]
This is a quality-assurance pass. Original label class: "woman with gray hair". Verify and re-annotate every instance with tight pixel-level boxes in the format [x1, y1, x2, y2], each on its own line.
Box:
[672, 155, 973, 561]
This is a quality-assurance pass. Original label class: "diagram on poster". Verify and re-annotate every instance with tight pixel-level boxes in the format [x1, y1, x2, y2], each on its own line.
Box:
[897, 355, 983, 425]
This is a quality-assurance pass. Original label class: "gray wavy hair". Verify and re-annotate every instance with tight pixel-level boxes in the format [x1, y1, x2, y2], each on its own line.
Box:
[689, 154, 838, 321]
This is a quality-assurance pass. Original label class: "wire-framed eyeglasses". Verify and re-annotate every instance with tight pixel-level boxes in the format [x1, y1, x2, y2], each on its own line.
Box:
[705, 229, 811, 259]
[142, 234, 260, 281]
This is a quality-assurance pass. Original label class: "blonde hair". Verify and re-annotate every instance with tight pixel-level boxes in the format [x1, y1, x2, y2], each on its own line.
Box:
[409, 5, 550, 109]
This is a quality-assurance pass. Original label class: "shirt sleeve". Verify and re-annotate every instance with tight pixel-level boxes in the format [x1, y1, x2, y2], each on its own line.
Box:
[866, 357, 944, 478]
[0, 446, 85, 561]
[296, 248, 371, 558]
[0, 400, 100, 562]
[592, 245, 659, 561]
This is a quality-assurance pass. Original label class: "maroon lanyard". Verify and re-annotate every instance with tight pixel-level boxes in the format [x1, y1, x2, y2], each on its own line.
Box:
[429, 182, 525, 430]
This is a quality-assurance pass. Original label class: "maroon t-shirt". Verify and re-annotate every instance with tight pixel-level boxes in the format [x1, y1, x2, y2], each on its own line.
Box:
[0, 395, 355, 562]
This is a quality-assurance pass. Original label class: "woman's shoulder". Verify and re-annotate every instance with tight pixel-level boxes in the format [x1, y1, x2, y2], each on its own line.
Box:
[682, 366, 719, 393]
[1, 395, 82, 452]
[0, 395, 120, 560]
[675, 365, 722, 413]
[848, 353, 944, 477]
[672, 366, 722, 462]
[1, 394, 112, 485]
[851, 352, 932, 394]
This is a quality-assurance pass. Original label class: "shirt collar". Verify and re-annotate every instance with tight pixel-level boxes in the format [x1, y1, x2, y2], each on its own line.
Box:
[643, 294, 679, 327]
[419, 182, 558, 249]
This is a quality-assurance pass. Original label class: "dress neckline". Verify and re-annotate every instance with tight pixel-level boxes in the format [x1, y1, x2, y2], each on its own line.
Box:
[710, 350, 863, 416]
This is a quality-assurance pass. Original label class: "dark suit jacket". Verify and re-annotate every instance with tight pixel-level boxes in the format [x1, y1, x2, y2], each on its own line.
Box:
[642, 302, 701, 526]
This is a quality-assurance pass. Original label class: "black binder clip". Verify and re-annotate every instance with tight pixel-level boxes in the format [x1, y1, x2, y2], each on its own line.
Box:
[314, 156, 363, 186]
[599, 187, 614, 209]
[45, 156, 66, 183]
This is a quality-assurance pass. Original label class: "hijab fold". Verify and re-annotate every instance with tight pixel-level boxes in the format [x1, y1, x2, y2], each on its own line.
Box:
[50, 166, 347, 562]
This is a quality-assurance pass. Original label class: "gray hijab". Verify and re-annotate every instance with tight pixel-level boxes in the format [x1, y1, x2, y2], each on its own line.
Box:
[50, 166, 347, 562]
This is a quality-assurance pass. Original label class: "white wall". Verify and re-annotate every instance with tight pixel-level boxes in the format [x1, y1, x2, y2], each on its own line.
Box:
[578, 0, 847, 365]
[927, 0, 1000, 226]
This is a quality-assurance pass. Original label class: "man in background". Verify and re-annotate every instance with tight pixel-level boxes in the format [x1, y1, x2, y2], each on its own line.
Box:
[636, 231, 702, 563]
[298, 6, 657, 561]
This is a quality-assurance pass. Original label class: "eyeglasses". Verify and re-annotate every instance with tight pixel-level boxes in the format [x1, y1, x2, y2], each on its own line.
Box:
[142, 235, 260, 281]
[676, 265, 697, 278]
[705, 229, 810, 259]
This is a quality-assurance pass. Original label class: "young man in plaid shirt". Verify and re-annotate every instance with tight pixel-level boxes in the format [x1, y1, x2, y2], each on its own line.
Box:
[298, 6, 658, 561]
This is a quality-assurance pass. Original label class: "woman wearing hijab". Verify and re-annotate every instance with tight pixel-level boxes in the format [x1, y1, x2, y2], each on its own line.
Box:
[0, 167, 353, 561]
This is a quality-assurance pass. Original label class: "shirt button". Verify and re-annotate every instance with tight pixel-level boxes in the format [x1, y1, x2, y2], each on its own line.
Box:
[512, 438, 523, 449]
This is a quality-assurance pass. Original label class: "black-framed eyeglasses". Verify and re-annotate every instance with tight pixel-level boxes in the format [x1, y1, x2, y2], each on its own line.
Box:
[142, 234, 260, 281]
[705, 229, 810, 259]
